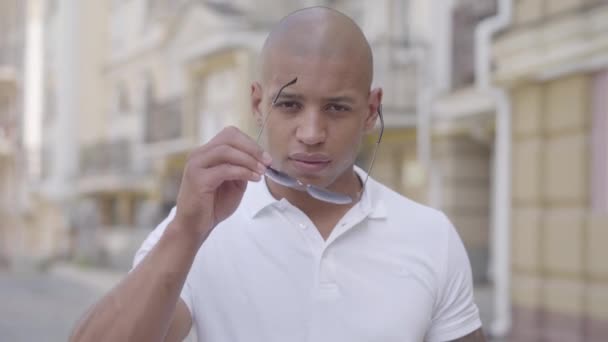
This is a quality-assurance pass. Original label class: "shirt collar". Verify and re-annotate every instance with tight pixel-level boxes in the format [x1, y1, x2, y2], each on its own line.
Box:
[245, 177, 280, 219]
[245, 165, 387, 220]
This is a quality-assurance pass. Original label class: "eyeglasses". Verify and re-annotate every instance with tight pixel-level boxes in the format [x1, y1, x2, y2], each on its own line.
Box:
[256, 77, 384, 205]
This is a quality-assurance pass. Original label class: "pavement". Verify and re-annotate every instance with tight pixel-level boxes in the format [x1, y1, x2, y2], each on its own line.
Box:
[0, 267, 120, 342]
[0, 263, 199, 342]
[0, 263, 500, 341]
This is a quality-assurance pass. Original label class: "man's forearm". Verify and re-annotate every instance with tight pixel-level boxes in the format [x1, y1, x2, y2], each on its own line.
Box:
[70, 222, 201, 342]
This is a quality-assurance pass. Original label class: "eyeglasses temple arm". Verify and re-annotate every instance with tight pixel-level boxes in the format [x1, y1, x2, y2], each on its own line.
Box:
[256, 77, 298, 144]
[359, 104, 384, 198]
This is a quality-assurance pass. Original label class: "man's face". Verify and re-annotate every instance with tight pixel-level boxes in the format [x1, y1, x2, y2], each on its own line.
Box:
[252, 52, 381, 189]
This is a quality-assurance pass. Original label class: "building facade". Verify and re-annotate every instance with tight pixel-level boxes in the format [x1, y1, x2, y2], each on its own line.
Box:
[427, 0, 608, 339]
[37, 0, 111, 266]
[0, 0, 26, 267]
[0, 0, 29, 268]
[36, 0, 421, 269]
[16, 0, 608, 338]
[492, 0, 608, 340]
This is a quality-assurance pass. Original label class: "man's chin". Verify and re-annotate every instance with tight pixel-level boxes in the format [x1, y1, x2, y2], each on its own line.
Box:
[285, 168, 333, 187]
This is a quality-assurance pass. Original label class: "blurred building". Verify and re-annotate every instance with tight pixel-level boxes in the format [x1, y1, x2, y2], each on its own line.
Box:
[492, 0, 608, 340]
[28, 0, 608, 339]
[425, 0, 608, 339]
[430, 0, 498, 285]
[37, 1, 110, 266]
[0, 0, 27, 267]
[35, 0, 421, 269]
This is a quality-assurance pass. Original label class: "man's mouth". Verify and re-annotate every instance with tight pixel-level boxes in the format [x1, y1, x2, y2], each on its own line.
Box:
[288, 153, 331, 173]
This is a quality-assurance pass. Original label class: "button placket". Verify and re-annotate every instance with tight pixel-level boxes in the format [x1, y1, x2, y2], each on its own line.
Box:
[315, 247, 341, 300]
[326, 209, 369, 247]
[289, 209, 325, 248]
[278, 205, 325, 256]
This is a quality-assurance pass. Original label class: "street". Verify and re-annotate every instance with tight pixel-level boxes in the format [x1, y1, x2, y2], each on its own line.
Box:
[0, 266, 498, 342]
[0, 265, 204, 342]
[0, 271, 110, 341]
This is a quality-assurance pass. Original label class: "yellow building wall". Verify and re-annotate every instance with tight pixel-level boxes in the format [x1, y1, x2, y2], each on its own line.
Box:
[511, 73, 608, 340]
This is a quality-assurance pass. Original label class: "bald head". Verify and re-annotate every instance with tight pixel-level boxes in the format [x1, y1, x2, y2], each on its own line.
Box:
[260, 7, 373, 89]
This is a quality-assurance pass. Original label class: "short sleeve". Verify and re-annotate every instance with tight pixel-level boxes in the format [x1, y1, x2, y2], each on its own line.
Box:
[131, 207, 195, 317]
[425, 214, 482, 342]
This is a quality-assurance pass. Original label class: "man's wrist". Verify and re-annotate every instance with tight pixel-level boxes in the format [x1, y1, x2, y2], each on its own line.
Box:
[165, 218, 210, 250]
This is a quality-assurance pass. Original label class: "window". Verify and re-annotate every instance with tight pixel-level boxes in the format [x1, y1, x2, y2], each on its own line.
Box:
[143, 73, 155, 111]
[116, 82, 131, 115]
[451, 0, 497, 89]
[43, 85, 56, 124]
[591, 70, 608, 214]
[46, 0, 58, 18]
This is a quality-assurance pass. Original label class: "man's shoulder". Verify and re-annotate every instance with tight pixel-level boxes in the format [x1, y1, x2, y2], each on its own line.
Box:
[370, 179, 453, 234]
[372, 179, 446, 219]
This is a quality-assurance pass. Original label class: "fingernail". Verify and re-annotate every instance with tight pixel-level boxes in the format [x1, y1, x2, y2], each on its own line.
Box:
[262, 152, 272, 165]
[254, 173, 262, 182]
[257, 163, 267, 174]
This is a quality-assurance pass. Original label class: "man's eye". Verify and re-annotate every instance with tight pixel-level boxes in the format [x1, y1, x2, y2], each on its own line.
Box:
[326, 104, 350, 112]
[274, 101, 300, 111]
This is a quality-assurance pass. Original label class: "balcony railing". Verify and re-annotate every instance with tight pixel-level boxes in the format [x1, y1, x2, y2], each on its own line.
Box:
[76, 139, 155, 195]
[144, 97, 184, 144]
[512, 0, 608, 28]
[79, 140, 131, 177]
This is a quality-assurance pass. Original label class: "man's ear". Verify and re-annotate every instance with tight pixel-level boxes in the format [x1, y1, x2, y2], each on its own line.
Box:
[364, 87, 383, 133]
[251, 82, 264, 126]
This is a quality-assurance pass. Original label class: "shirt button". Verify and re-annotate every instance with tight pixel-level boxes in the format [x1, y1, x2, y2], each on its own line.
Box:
[299, 223, 307, 230]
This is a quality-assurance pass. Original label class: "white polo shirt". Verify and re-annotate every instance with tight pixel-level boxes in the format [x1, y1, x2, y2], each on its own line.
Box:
[133, 169, 481, 342]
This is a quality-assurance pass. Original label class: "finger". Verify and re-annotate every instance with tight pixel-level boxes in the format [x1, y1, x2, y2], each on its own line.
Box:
[208, 126, 272, 165]
[198, 144, 267, 175]
[203, 164, 261, 189]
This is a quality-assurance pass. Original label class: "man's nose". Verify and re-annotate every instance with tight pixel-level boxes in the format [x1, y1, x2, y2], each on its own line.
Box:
[295, 110, 327, 146]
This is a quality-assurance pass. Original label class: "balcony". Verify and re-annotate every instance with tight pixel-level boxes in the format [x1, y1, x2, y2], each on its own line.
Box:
[78, 140, 153, 195]
[80, 140, 130, 177]
[493, 1, 608, 84]
[144, 97, 185, 143]
[143, 97, 195, 157]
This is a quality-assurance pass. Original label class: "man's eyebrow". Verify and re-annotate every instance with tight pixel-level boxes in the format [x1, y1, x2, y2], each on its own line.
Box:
[272, 93, 357, 104]
[323, 96, 356, 104]
[271, 91, 304, 102]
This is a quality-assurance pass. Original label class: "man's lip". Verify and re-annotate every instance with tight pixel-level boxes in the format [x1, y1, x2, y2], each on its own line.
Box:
[288, 153, 331, 163]
[289, 158, 330, 173]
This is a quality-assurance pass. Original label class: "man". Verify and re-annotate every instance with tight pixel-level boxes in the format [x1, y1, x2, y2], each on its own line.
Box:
[71, 7, 484, 342]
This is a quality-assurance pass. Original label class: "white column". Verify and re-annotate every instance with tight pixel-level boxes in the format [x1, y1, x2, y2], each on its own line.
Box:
[23, 0, 44, 182]
[432, 0, 454, 93]
[48, 0, 79, 200]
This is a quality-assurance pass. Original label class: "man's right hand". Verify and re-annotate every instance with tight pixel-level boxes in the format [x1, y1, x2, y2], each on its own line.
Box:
[69, 128, 268, 342]
[171, 126, 272, 242]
